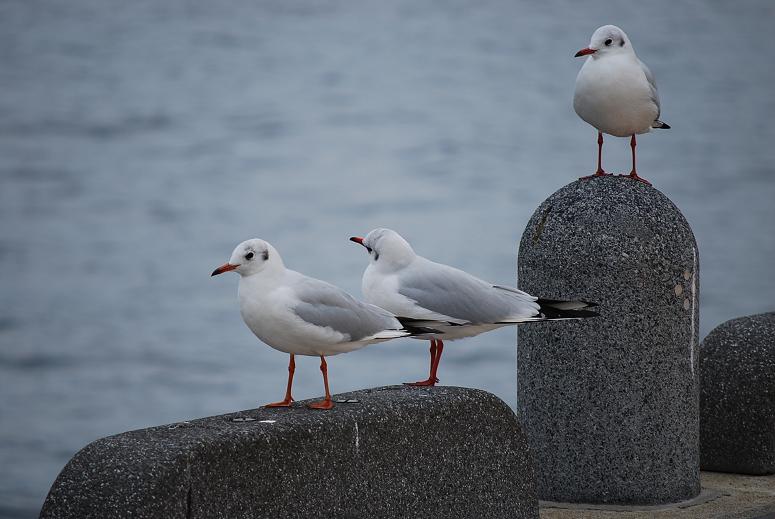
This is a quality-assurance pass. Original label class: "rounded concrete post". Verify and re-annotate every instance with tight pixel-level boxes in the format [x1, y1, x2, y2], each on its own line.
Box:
[40, 386, 539, 519]
[517, 177, 700, 505]
[700, 312, 775, 475]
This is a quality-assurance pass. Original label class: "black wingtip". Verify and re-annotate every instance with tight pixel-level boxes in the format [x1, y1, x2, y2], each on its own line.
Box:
[552, 309, 600, 319]
[658, 122, 671, 129]
[536, 298, 598, 309]
[395, 316, 447, 336]
[536, 299, 600, 319]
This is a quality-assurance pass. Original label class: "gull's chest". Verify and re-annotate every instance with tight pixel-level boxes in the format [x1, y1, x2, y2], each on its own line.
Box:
[576, 56, 647, 97]
[362, 269, 406, 313]
[574, 57, 656, 136]
[238, 285, 297, 347]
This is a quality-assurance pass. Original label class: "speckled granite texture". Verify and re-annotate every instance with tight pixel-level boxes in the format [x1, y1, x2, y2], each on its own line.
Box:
[517, 176, 700, 505]
[40, 385, 538, 519]
[700, 312, 775, 475]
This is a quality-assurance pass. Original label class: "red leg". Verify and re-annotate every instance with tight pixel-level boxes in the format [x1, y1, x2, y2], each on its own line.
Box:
[580, 132, 612, 180]
[624, 134, 651, 185]
[308, 356, 334, 410]
[430, 339, 444, 383]
[264, 354, 295, 407]
[404, 339, 440, 386]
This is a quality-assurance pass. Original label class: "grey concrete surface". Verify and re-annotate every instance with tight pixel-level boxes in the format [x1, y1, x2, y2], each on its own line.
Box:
[701, 312, 775, 475]
[39, 385, 538, 519]
[540, 471, 775, 519]
[517, 176, 700, 504]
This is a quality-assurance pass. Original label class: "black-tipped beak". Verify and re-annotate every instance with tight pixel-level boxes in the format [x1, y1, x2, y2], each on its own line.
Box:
[349, 236, 365, 246]
[211, 263, 238, 276]
[575, 47, 596, 57]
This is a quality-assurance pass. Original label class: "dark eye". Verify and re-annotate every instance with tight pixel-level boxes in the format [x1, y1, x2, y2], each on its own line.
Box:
[604, 38, 613, 46]
[245, 252, 254, 260]
[365, 246, 373, 253]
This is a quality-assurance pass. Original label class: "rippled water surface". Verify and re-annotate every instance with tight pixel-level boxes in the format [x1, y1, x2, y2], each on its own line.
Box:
[1, 1, 774, 516]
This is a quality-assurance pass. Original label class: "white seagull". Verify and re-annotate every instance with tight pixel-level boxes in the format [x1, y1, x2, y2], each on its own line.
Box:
[350, 229, 598, 386]
[573, 24, 670, 185]
[212, 238, 431, 409]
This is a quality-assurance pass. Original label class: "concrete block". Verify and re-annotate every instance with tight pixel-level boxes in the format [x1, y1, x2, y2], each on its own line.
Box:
[700, 312, 775, 475]
[517, 176, 700, 504]
[40, 386, 538, 519]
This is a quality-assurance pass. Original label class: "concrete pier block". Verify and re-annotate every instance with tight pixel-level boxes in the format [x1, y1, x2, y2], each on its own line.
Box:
[700, 312, 775, 475]
[517, 176, 700, 504]
[40, 386, 538, 519]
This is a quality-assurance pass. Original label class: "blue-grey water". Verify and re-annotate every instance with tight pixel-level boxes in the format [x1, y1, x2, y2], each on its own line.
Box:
[1, 1, 774, 516]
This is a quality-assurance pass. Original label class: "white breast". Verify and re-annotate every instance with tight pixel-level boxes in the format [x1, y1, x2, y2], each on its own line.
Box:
[362, 267, 412, 316]
[574, 55, 658, 137]
[238, 279, 349, 356]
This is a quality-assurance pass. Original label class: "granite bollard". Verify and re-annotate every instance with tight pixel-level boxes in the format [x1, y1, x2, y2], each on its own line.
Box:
[517, 176, 700, 504]
[40, 386, 538, 519]
[700, 312, 775, 475]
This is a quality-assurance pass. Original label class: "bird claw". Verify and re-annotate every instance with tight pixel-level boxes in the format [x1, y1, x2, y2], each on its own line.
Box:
[580, 171, 612, 180]
[620, 172, 652, 186]
[264, 398, 294, 408]
[307, 399, 334, 410]
[403, 377, 439, 387]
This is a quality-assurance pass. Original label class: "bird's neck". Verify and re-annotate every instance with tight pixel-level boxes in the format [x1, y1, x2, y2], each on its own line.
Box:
[595, 50, 637, 63]
[239, 263, 287, 292]
[374, 251, 416, 274]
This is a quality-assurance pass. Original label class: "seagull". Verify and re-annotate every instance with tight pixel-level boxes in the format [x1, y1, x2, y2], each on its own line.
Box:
[212, 238, 432, 410]
[573, 25, 670, 185]
[350, 229, 598, 386]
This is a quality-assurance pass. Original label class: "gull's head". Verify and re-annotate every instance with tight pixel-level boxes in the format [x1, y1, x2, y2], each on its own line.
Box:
[349, 228, 416, 270]
[575, 25, 632, 59]
[211, 239, 282, 278]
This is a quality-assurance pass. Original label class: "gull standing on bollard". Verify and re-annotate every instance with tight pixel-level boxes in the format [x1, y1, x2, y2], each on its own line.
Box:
[350, 229, 598, 386]
[212, 238, 433, 410]
[573, 25, 670, 185]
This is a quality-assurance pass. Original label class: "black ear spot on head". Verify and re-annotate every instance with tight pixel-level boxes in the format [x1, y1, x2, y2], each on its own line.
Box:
[620, 40, 625, 46]
[374, 251, 380, 261]
[262, 249, 269, 261]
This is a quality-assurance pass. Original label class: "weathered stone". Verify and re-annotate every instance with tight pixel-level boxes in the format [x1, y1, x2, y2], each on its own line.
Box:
[517, 176, 700, 504]
[40, 386, 538, 519]
[700, 312, 775, 475]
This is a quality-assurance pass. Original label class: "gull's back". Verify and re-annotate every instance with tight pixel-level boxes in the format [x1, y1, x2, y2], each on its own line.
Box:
[396, 256, 540, 325]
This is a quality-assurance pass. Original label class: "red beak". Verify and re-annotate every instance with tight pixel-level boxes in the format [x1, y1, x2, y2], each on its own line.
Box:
[349, 236, 365, 246]
[575, 47, 596, 57]
[211, 263, 238, 276]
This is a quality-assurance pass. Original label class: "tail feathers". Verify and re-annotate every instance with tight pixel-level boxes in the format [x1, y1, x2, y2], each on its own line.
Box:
[395, 316, 450, 336]
[368, 329, 412, 340]
[492, 284, 536, 298]
[537, 298, 597, 310]
[652, 119, 671, 129]
[536, 298, 599, 320]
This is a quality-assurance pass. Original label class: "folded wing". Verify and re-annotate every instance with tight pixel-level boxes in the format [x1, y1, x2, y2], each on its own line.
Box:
[397, 260, 541, 324]
[293, 277, 407, 342]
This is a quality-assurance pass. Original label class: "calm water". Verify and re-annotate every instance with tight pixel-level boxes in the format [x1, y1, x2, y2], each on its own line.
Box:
[1, 1, 774, 516]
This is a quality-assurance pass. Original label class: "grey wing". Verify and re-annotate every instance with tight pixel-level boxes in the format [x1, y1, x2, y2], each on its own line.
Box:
[639, 58, 661, 118]
[293, 277, 401, 341]
[398, 260, 540, 324]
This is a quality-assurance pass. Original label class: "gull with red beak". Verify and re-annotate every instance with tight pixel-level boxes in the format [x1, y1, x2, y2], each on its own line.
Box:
[574, 25, 670, 185]
[212, 238, 430, 410]
[350, 229, 598, 387]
